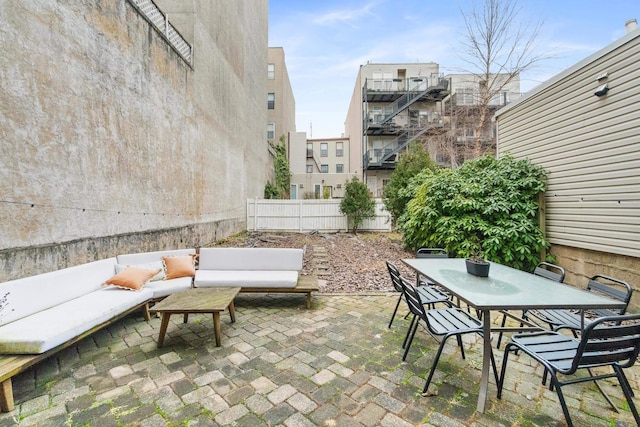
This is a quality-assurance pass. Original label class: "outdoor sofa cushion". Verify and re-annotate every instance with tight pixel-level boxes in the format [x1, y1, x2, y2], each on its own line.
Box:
[194, 270, 299, 288]
[0, 287, 152, 354]
[198, 248, 303, 271]
[0, 258, 117, 327]
[116, 249, 196, 298]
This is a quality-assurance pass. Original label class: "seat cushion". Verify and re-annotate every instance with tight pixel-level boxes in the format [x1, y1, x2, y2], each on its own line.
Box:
[0, 287, 152, 354]
[144, 277, 193, 299]
[194, 270, 299, 288]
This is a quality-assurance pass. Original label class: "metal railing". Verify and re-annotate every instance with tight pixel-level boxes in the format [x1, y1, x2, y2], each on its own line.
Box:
[128, 0, 193, 65]
[364, 120, 444, 168]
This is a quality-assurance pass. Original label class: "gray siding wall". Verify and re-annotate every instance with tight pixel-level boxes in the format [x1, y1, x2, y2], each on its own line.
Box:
[0, 0, 269, 281]
[496, 31, 640, 259]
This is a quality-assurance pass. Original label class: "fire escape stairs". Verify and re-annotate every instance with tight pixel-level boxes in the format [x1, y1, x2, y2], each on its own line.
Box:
[370, 80, 448, 129]
[370, 124, 438, 168]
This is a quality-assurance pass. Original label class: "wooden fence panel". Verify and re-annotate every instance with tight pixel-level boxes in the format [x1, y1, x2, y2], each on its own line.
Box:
[246, 199, 391, 232]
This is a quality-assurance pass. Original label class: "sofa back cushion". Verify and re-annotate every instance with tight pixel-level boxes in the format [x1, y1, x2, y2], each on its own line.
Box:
[198, 248, 303, 271]
[116, 249, 196, 266]
[0, 258, 117, 327]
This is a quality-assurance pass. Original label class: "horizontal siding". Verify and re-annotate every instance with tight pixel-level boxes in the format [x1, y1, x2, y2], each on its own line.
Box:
[496, 33, 640, 258]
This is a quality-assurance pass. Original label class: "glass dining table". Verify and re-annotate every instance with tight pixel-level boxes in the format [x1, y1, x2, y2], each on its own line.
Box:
[402, 257, 627, 413]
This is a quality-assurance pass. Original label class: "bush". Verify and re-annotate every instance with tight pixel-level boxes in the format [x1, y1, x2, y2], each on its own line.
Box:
[399, 155, 549, 272]
[340, 177, 376, 234]
[383, 142, 439, 224]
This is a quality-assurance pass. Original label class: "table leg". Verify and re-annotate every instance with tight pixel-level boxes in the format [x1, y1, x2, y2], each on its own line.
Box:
[158, 313, 171, 348]
[477, 308, 491, 413]
[228, 301, 236, 323]
[213, 311, 221, 347]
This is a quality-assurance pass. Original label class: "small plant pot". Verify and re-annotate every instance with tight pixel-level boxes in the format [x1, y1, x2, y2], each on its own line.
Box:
[466, 259, 490, 277]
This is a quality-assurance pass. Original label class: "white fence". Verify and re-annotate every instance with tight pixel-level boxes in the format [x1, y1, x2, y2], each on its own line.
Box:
[246, 199, 392, 232]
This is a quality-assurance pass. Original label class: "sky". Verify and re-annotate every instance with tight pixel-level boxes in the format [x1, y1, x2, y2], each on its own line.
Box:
[268, 0, 640, 139]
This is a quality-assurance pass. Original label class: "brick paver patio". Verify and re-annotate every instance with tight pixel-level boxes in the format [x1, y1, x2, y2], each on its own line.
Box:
[2, 291, 638, 426]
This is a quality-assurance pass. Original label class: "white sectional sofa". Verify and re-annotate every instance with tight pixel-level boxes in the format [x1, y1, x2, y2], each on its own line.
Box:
[0, 248, 196, 413]
[0, 245, 316, 413]
[194, 247, 318, 309]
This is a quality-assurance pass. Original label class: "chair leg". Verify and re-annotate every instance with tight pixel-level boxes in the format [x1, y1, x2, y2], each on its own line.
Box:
[388, 293, 403, 328]
[456, 335, 466, 359]
[496, 312, 508, 349]
[497, 344, 515, 399]
[617, 367, 635, 398]
[402, 315, 416, 349]
[614, 365, 640, 425]
[587, 368, 618, 412]
[403, 318, 420, 361]
[549, 373, 575, 427]
[422, 336, 450, 395]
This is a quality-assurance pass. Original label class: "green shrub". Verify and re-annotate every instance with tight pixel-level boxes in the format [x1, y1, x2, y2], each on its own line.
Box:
[340, 177, 376, 234]
[399, 155, 549, 271]
[383, 142, 439, 224]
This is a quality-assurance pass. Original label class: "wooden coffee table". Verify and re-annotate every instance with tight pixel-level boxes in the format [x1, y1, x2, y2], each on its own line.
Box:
[150, 287, 241, 347]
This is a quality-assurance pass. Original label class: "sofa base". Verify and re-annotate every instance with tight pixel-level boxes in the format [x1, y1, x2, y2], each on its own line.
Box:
[0, 302, 149, 413]
[237, 275, 319, 309]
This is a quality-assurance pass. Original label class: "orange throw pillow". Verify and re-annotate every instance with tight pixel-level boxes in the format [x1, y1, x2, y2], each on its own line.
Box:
[162, 254, 197, 279]
[103, 266, 161, 291]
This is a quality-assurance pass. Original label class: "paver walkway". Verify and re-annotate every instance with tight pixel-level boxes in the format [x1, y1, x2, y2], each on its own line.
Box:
[2, 292, 638, 427]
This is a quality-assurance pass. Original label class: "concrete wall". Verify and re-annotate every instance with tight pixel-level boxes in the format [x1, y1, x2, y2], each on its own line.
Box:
[0, 0, 269, 281]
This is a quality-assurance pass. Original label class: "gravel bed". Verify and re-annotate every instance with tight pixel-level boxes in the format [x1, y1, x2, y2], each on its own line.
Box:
[205, 231, 416, 293]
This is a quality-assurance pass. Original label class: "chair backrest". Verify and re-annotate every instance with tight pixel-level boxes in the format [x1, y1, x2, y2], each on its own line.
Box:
[386, 261, 403, 293]
[400, 276, 429, 320]
[571, 314, 640, 374]
[416, 248, 448, 259]
[586, 274, 633, 316]
[533, 262, 565, 283]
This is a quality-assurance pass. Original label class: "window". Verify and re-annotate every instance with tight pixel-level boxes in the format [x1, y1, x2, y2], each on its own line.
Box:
[267, 93, 275, 109]
[336, 164, 344, 173]
[336, 142, 343, 157]
[464, 128, 476, 139]
[267, 63, 275, 80]
[320, 143, 328, 157]
[290, 184, 297, 199]
[267, 123, 275, 139]
[321, 165, 328, 173]
[306, 143, 313, 157]
[306, 164, 313, 173]
[458, 89, 475, 106]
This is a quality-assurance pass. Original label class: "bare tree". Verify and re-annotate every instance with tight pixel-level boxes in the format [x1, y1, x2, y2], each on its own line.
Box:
[459, 0, 545, 157]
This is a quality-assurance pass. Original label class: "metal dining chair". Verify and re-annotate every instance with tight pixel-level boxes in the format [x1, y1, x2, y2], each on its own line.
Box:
[386, 261, 451, 328]
[498, 314, 640, 427]
[496, 262, 566, 348]
[526, 274, 632, 335]
[415, 247, 460, 307]
[399, 276, 498, 396]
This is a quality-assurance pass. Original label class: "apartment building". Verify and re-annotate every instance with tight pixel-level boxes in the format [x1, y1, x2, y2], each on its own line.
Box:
[344, 63, 450, 197]
[440, 73, 521, 167]
[267, 47, 296, 146]
[289, 133, 355, 199]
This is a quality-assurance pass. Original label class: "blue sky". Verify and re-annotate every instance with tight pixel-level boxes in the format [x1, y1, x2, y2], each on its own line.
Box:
[269, 0, 639, 138]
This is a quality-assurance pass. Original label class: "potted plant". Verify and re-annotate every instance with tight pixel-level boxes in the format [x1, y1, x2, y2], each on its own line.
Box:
[465, 234, 490, 277]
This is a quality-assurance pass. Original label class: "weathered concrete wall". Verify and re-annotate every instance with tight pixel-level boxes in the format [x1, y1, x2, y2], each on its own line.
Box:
[551, 244, 640, 313]
[0, 0, 269, 280]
